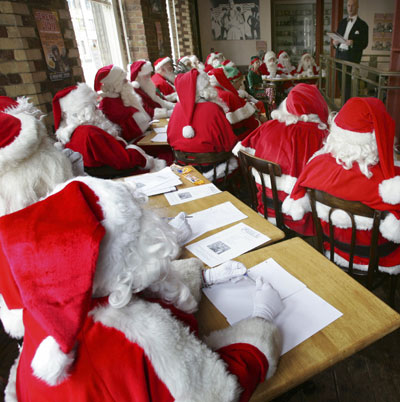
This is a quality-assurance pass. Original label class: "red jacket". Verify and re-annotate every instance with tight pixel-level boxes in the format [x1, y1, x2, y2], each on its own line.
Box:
[151, 73, 175, 96]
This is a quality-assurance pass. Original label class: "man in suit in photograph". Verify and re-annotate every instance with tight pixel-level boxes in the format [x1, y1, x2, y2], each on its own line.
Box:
[333, 0, 369, 101]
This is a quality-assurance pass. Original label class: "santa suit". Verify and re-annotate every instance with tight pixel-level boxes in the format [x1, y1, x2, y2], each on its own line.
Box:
[151, 73, 175, 97]
[134, 87, 161, 119]
[283, 97, 400, 273]
[99, 96, 150, 143]
[1, 179, 280, 402]
[64, 125, 148, 171]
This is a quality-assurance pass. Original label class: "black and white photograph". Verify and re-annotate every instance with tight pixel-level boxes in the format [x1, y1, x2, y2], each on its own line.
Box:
[210, 0, 260, 40]
[207, 240, 231, 254]
[178, 192, 193, 200]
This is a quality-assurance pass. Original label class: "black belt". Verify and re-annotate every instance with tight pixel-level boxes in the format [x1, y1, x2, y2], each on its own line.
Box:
[323, 235, 398, 258]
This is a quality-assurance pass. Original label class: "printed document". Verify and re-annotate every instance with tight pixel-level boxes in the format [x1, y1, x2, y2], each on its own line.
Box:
[203, 258, 343, 355]
[151, 133, 168, 142]
[165, 183, 221, 205]
[186, 222, 270, 267]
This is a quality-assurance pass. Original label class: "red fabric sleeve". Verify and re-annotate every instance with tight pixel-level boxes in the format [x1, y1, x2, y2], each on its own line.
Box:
[217, 343, 269, 402]
[151, 74, 175, 96]
[258, 63, 268, 75]
[67, 125, 147, 170]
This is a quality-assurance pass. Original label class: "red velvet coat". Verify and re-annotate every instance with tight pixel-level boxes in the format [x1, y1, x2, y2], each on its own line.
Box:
[99, 97, 148, 143]
[134, 87, 161, 119]
[240, 120, 327, 235]
[151, 73, 175, 96]
[65, 125, 147, 170]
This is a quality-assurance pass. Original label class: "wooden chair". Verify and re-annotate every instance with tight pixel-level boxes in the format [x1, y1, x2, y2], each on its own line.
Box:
[238, 150, 289, 234]
[84, 165, 139, 179]
[172, 149, 238, 191]
[306, 188, 399, 306]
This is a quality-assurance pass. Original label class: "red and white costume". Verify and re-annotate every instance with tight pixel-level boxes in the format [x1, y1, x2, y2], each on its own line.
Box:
[283, 97, 400, 272]
[1, 176, 282, 402]
[259, 51, 278, 78]
[204, 51, 225, 73]
[208, 68, 259, 141]
[167, 70, 240, 179]
[151, 57, 177, 101]
[53, 83, 163, 173]
[129, 60, 174, 120]
[234, 84, 328, 235]
[276, 51, 296, 77]
[95, 64, 151, 143]
[296, 53, 319, 78]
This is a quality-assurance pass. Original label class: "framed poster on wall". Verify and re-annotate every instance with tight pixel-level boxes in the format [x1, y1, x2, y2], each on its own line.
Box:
[210, 0, 260, 40]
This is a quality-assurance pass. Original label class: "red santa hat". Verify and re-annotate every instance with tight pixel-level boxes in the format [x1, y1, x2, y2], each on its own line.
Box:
[175, 69, 199, 139]
[154, 57, 172, 72]
[177, 55, 191, 65]
[205, 52, 221, 66]
[94, 64, 126, 92]
[221, 59, 235, 68]
[207, 67, 238, 96]
[0, 111, 46, 172]
[331, 97, 395, 180]
[286, 83, 328, 125]
[0, 180, 106, 386]
[0, 95, 44, 117]
[264, 51, 276, 63]
[129, 60, 153, 83]
[277, 50, 287, 60]
[0, 96, 18, 112]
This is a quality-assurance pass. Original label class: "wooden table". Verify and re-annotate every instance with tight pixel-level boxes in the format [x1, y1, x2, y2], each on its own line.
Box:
[196, 237, 400, 401]
[137, 118, 169, 147]
[150, 191, 285, 260]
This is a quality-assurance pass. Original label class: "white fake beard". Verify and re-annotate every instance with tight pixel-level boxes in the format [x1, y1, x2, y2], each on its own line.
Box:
[267, 62, 277, 75]
[137, 76, 173, 109]
[120, 82, 149, 117]
[198, 85, 229, 113]
[161, 71, 176, 84]
[281, 59, 292, 71]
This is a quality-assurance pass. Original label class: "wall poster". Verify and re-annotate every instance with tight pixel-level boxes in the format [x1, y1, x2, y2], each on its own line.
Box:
[34, 9, 71, 81]
[210, 0, 260, 41]
[372, 13, 393, 51]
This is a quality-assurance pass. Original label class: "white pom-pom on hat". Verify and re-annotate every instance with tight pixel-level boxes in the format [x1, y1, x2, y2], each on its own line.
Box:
[183, 125, 195, 138]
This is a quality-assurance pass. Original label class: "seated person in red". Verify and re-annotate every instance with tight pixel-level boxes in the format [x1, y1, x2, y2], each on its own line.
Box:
[259, 51, 278, 78]
[208, 67, 260, 141]
[296, 52, 320, 78]
[277, 51, 296, 93]
[283, 97, 400, 273]
[204, 51, 225, 73]
[151, 57, 178, 102]
[95, 64, 151, 143]
[233, 84, 329, 236]
[167, 70, 240, 180]
[1, 175, 282, 402]
[53, 83, 165, 175]
[129, 60, 174, 120]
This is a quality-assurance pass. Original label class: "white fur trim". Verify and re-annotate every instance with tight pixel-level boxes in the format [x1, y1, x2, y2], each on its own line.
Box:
[138, 61, 153, 76]
[155, 57, 171, 71]
[0, 295, 24, 339]
[91, 298, 241, 402]
[282, 194, 311, 220]
[254, 171, 297, 195]
[132, 110, 151, 133]
[131, 81, 140, 88]
[204, 317, 282, 380]
[225, 102, 256, 125]
[0, 112, 44, 172]
[232, 142, 255, 157]
[379, 176, 400, 205]
[126, 143, 151, 168]
[31, 336, 76, 386]
[325, 250, 400, 275]
[4, 96, 43, 119]
[101, 65, 126, 88]
[169, 258, 203, 303]
[203, 157, 238, 181]
[330, 120, 374, 144]
[59, 83, 97, 116]
[380, 213, 400, 243]
[183, 125, 195, 138]
[153, 107, 169, 119]
[4, 352, 19, 402]
[165, 92, 178, 102]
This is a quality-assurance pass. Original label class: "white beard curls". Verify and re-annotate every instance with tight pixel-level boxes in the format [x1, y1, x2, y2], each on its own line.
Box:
[280, 58, 293, 72]
[136, 76, 174, 110]
[197, 84, 229, 114]
[266, 62, 278, 76]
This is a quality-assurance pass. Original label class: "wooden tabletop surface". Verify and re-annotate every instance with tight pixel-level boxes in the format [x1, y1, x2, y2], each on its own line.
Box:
[137, 118, 170, 147]
[196, 237, 400, 401]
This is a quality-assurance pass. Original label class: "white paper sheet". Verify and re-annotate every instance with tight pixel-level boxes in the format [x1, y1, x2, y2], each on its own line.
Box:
[327, 32, 346, 44]
[154, 126, 168, 133]
[151, 133, 168, 142]
[202, 257, 343, 355]
[184, 201, 247, 243]
[124, 167, 181, 196]
[164, 183, 221, 205]
[186, 222, 270, 267]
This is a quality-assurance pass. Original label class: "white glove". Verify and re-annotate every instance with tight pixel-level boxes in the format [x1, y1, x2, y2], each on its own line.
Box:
[252, 278, 283, 322]
[168, 212, 192, 246]
[203, 260, 247, 286]
[149, 157, 166, 172]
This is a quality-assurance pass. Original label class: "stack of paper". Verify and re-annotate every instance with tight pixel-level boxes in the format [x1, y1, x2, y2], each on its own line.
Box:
[164, 183, 221, 205]
[183, 201, 247, 244]
[124, 167, 182, 196]
[151, 133, 168, 142]
[203, 258, 343, 355]
[186, 222, 270, 267]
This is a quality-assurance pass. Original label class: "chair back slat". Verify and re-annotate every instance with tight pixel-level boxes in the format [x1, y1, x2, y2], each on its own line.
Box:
[238, 150, 286, 232]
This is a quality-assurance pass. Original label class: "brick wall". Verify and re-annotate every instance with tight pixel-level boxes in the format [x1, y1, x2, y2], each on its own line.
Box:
[0, 0, 84, 129]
